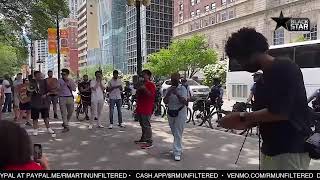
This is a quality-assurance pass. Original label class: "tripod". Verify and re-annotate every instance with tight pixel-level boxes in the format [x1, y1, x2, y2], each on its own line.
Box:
[235, 124, 261, 170]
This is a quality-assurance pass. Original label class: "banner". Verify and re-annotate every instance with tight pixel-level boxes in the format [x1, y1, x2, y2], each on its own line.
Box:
[0, 170, 318, 179]
[60, 29, 69, 55]
[48, 28, 57, 54]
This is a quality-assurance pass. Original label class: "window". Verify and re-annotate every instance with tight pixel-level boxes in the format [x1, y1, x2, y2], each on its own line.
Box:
[304, 24, 317, 40]
[211, 3, 216, 12]
[268, 47, 294, 61]
[179, 13, 183, 22]
[216, 13, 220, 23]
[196, 0, 201, 4]
[196, 9, 201, 16]
[221, 0, 227, 6]
[228, 0, 234, 3]
[211, 16, 216, 24]
[229, 9, 235, 19]
[191, 0, 195, 6]
[205, 5, 210, 12]
[273, 28, 284, 45]
[191, 11, 195, 18]
[231, 85, 248, 98]
[221, 11, 228, 21]
[179, 4, 183, 11]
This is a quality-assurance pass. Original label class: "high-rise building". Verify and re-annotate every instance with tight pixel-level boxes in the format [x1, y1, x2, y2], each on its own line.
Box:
[173, 0, 320, 59]
[33, 40, 48, 72]
[68, 0, 80, 19]
[126, 0, 173, 74]
[98, 0, 127, 73]
[77, 0, 100, 69]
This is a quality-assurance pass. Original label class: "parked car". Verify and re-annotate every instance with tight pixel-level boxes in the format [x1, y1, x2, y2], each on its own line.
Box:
[161, 79, 210, 101]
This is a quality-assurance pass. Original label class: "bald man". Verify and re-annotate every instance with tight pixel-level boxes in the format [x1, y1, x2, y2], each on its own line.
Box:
[163, 73, 188, 161]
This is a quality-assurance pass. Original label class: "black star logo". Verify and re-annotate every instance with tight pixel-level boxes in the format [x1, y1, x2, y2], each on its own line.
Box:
[272, 11, 291, 30]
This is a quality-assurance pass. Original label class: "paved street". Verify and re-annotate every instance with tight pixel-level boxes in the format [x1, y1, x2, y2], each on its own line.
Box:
[2, 100, 320, 170]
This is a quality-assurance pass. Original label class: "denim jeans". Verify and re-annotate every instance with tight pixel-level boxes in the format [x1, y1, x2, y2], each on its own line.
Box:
[2, 93, 12, 112]
[109, 99, 123, 125]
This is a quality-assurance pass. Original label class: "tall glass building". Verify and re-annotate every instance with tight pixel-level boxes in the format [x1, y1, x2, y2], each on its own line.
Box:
[98, 0, 127, 73]
[126, 0, 173, 74]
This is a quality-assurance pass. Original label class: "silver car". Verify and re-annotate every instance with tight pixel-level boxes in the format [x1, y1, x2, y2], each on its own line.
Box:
[161, 79, 210, 101]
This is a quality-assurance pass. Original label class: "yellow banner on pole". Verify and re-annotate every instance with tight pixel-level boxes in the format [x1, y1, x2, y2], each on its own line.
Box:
[48, 28, 57, 54]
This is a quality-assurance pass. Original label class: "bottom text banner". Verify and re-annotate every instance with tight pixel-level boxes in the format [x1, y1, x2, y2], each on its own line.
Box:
[0, 171, 319, 179]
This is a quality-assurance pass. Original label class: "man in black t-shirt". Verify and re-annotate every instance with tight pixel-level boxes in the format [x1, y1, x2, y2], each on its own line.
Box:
[78, 75, 91, 120]
[219, 28, 310, 170]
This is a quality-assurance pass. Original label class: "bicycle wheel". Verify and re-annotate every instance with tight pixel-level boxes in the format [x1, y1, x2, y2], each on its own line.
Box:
[209, 110, 231, 130]
[192, 110, 205, 126]
[160, 104, 166, 117]
[186, 107, 192, 123]
[76, 104, 85, 121]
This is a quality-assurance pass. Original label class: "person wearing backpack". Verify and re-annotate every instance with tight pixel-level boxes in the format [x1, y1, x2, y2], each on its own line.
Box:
[219, 28, 311, 170]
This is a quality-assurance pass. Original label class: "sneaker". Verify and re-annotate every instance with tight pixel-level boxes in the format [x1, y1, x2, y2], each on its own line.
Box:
[54, 113, 58, 119]
[174, 155, 181, 161]
[98, 125, 104, 128]
[141, 143, 153, 149]
[108, 124, 113, 129]
[134, 140, 147, 144]
[33, 129, 38, 136]
[25, 121, 32, 126]
[47, 128, 55, 134]
[88, 125, 93, 129]
[62, 128, 70, 133]
[118, 124, 125, 128]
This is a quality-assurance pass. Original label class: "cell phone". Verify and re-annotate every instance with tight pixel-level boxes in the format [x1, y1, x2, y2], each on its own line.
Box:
[33, 144, 42, 162]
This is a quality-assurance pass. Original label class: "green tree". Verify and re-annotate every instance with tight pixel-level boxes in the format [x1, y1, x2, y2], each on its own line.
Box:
[203, 61, 227, 87]
[0, 44, 26, 76]
[145, 35, 218, 78]
[290, 35, 307, 43]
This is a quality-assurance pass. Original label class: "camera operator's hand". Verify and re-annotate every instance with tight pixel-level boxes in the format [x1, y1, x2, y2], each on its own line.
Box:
[217, 112, 250, 130]
[38, 155, 50, 170]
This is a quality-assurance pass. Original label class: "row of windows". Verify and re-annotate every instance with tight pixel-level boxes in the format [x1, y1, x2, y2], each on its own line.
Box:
[273, 25, 317, 45]
[189, 9, 235, 31]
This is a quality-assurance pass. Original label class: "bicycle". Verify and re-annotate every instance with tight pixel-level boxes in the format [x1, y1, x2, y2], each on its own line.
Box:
[76, 94, 90, 121]
[192, 97, 224, 128]
[122, 92, 132, 110]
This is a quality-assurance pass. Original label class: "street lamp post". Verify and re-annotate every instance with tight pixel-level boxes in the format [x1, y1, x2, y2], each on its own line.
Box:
[127, 0, 151, 75]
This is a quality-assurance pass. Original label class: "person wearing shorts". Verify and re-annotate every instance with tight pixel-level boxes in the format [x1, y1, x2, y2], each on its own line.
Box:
[30, 71, 54, 136]
[18, 77, 32, 126]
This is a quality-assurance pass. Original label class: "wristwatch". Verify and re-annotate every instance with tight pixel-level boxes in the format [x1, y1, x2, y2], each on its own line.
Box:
[240, 112, 246, 122]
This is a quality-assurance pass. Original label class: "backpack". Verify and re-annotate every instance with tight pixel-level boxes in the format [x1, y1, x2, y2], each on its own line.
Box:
[209, 85, 221, 100]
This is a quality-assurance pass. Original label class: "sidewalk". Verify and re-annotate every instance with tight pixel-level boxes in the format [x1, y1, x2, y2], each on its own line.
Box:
[2, 105, 320, 170]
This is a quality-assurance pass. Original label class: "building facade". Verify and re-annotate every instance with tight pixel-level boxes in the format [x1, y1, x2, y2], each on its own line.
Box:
[98, 0, 127, 73]
[173, 0, 320, 59]
[126, 0, 173, 74]
[68, 0, 81, 19]
[77, 0, 100, 69]
[33, 40, 48, 72]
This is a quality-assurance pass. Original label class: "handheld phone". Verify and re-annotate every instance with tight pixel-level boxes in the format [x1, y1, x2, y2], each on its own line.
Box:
[33, 144, 42, 162]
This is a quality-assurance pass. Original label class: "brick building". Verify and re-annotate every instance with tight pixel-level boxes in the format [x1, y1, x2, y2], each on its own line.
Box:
[173, 0, 320, 59]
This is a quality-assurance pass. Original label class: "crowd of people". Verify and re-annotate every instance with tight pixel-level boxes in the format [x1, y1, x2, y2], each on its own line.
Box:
[2, 28, 320, 170]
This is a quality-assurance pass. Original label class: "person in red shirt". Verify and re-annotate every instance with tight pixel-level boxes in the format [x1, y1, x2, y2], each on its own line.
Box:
[0, 120, 49, 170]
[134, 70, 156, 149]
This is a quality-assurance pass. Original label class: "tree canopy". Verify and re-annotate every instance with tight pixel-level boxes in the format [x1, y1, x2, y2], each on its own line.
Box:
[0, 0, 69, 76]
[144, 35, 218, 78]
[203, 61, 227, 86]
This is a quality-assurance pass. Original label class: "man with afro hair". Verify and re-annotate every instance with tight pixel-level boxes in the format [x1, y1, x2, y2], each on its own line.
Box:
[219, 27, 311, 170]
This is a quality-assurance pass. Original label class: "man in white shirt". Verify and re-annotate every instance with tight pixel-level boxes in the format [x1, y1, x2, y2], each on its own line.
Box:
[89, 71, 106, 129]
[107, 70, 124, 129]
[2, 74, 12, 113]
